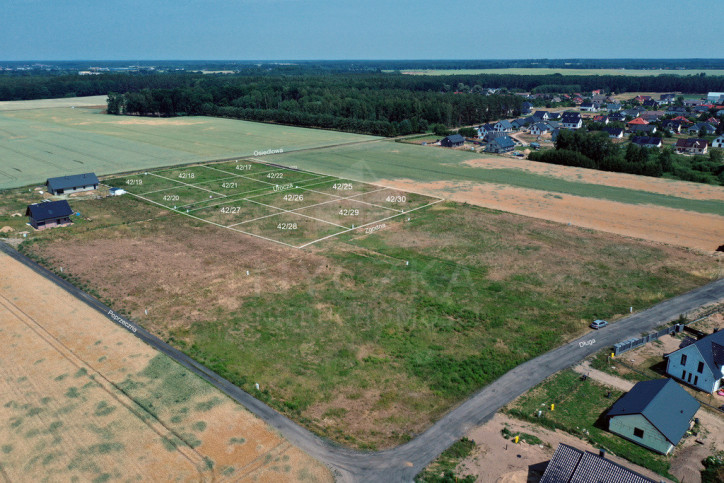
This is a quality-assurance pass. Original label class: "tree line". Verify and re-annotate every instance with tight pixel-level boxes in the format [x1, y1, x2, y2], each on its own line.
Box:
[106, 75, 524, 136]
[528, 130, 724, 185]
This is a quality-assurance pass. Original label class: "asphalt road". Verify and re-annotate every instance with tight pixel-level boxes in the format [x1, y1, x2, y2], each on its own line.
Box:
[2, 241, 723, 482]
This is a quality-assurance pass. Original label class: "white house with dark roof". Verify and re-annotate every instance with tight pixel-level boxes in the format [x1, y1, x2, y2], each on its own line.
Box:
[493, 120, 513, 132]
[560, 112, 582, 130]
[607, 378, 699, 455]
[713, 135, 724, 148]
[46, 173, 99, 195]
[665, 329, 724, 392]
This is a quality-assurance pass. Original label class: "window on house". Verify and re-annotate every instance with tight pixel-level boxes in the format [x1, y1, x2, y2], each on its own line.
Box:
[682, 370, 687, 380]
[633, 428, 644, 438]
[688, 372, 693, 383]
[694, 376, 699, 385]
[681, 354, 687, 365]
[697, 362, 704, 373]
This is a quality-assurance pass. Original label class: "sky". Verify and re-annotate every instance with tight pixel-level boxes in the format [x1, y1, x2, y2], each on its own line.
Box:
[2, 0, 723, 60]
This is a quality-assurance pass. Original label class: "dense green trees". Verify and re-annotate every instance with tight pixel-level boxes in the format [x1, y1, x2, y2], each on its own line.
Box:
[103, 75, 524, 136]
[528, 130, 723, 184]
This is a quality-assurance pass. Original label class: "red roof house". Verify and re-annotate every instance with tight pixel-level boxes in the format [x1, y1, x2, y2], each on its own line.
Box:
[628, 117, 649, 125]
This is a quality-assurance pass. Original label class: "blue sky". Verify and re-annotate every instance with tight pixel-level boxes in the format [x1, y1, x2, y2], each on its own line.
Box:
[2, 0, 723, 60]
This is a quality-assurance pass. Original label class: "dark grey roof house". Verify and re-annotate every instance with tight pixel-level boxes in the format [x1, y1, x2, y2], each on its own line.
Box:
[46, 173, 99, 195]
[26, 200, 74, 230]
[485, 135, 516, 153]
[607, 378, 699, 454]
[632, 137, 663, 148]
[532, 110, 550, 121]
[441, 134, 465, 148]
[602, 127, 624, 138]
[540, 443, 656, 483]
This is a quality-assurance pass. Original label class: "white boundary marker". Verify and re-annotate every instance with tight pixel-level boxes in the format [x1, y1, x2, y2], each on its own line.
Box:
[296, 199, 445, 249]
[118, 157, 445, 250]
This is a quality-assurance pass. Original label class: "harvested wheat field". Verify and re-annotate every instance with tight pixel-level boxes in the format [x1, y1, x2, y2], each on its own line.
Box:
[0, 250, 331, 482]
[378, 178, 724, 252]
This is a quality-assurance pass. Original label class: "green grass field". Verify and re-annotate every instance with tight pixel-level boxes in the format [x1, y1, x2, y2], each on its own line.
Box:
[263, 142, 724, 216]
[0, 107, 379, 190]
[397, 68, 724, 77]
[17, 191, 717, 448]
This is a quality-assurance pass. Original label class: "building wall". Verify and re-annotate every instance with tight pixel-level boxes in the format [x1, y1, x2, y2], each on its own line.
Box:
[50, 184, 97, 195]
[666, 345, 719, 392]
[608, 414, 674, 455]
[30, 217, 71, 230]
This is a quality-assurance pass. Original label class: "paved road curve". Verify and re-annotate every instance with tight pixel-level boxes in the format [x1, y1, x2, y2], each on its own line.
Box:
[2, 242, 723, 482]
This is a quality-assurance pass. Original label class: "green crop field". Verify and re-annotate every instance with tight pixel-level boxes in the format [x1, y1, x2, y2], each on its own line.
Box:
[397, 68, 724, 77]
[263, 142, 724, 216]
[0, 107, 379, 190]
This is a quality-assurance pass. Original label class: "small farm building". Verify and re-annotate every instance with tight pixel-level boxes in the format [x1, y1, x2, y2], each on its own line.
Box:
[441, 134, 465, 148]
[46, 173, 99, 195]
[607, 378, 699, 455]
[26, 200, 73, 230]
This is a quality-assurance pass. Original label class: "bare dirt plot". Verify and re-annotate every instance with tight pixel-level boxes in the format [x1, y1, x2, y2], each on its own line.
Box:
[0, 250, 332, 482]
[376, 179, 724, 252]
[455, 413, 673, 483]
[462, 157, 724, 202]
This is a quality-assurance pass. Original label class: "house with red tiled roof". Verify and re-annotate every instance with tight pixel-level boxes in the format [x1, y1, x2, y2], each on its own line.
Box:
[627, 117, 649, 126]
[672, 116, 693, 124]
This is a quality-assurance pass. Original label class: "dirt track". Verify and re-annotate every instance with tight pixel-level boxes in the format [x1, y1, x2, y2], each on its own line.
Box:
[0, 250, 331, 482]
[377, 178, 724, 252]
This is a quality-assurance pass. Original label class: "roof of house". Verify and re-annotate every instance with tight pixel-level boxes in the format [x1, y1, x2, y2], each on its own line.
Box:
[532, 110, 549, 119]
[540, 443, 656, 483]
[632, 136, 662, 146]
[490, 136, 516, 149]
[607, 378, 700, 445]
[532, 122, 551, 132]
[25, 200, 73, 222]
[603, 127, 624, 135]
[627, 117, 649, 125]
[669, 329, 724, 374]
[561, 112, 581, 122]
[690, 122, 716, 132]
[479, 123, 496, 131]
[443, 134, 465, 143]
[46, 173, 99, 192]
[609, 112, 626, 120]
[496, 120, 513, 129]
[676, 138, 709, 149]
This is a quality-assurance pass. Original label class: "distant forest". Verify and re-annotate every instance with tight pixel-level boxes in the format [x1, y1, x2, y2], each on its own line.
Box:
[2, 65, 724, 136]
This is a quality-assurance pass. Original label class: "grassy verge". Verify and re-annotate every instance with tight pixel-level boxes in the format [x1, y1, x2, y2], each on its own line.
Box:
[505, 370, 676, 479]
[415, 438, 476, 483]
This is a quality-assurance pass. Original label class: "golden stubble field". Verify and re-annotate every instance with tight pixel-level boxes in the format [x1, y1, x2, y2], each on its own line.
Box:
[0, 251, 331, 482]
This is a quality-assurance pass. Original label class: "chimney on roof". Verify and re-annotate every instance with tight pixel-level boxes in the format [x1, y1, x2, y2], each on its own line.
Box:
[599, 449, 606, 459]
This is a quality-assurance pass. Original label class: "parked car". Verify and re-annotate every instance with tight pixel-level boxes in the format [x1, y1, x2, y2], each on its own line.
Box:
[590, 319, 608, 329]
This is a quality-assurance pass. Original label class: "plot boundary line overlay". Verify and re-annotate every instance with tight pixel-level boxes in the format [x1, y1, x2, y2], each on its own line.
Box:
[107, 157, 445, 249]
